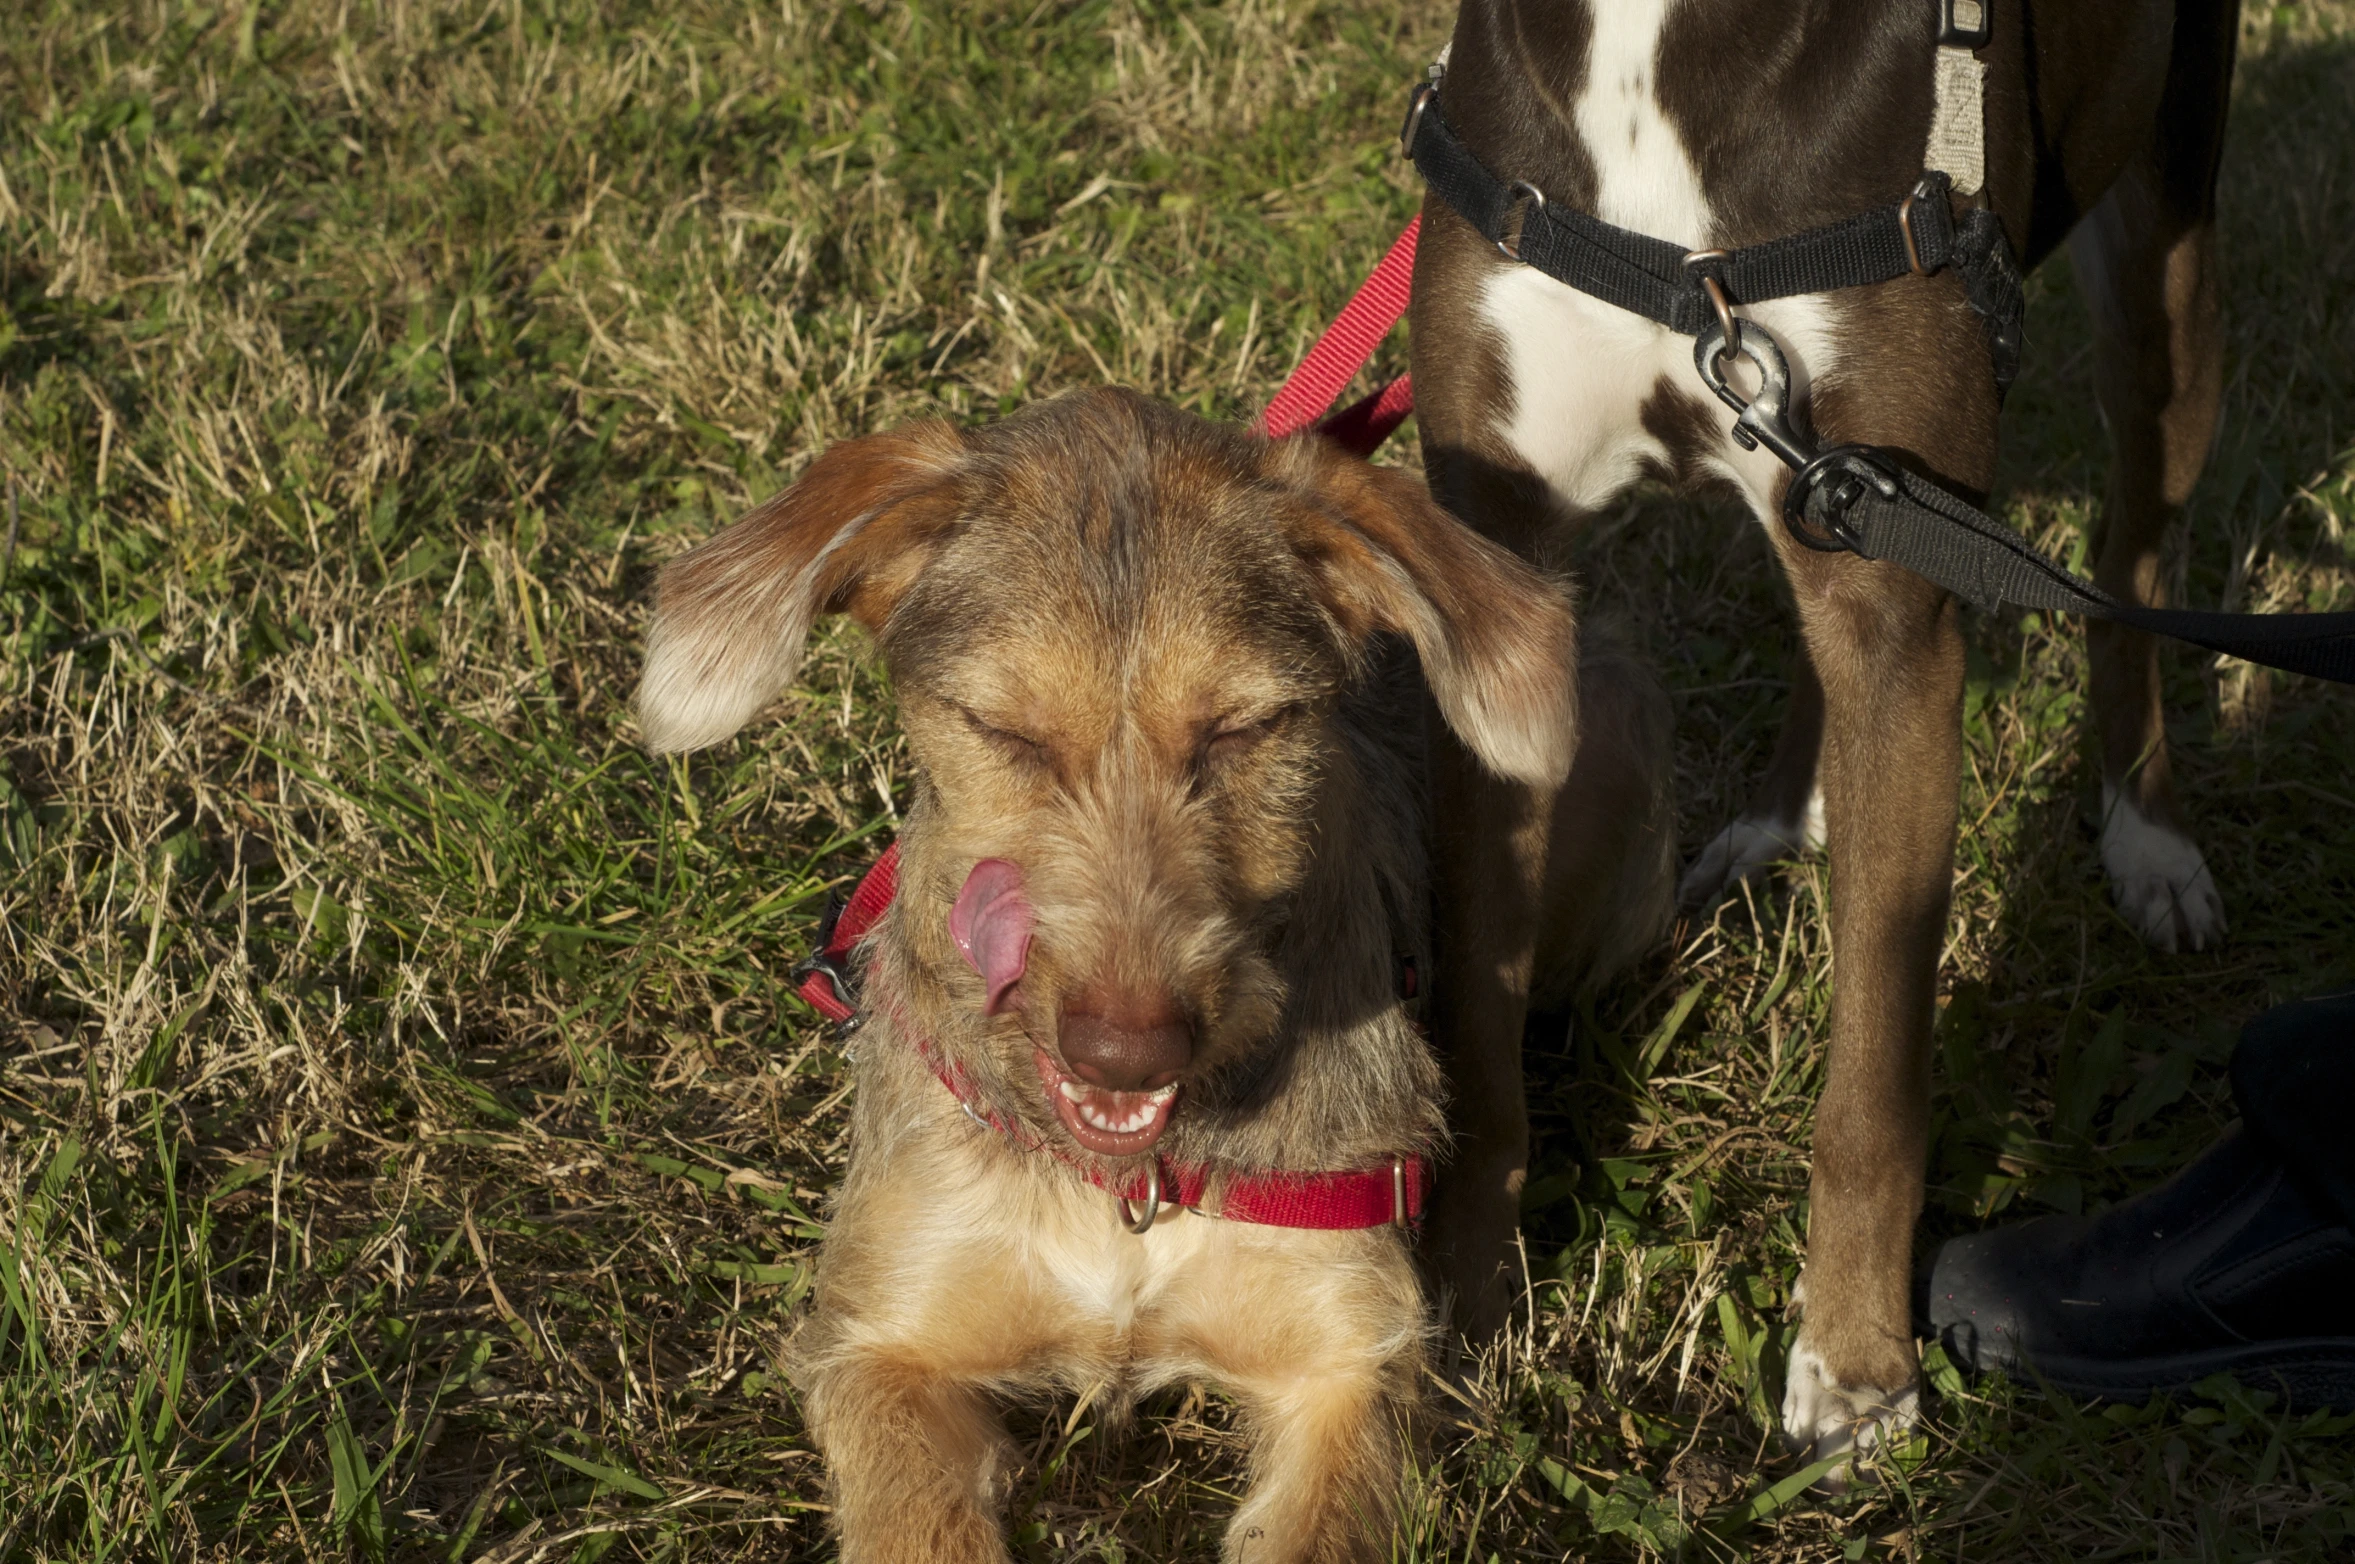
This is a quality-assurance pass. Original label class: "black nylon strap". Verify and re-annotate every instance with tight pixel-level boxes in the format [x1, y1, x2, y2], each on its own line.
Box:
[1409, 80, 2355, 681]
[1408, 89, 2024, 386]
[1803, 462, 2355, 684]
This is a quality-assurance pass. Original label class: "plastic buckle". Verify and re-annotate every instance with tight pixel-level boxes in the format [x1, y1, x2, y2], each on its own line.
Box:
[790, 889, 866, 1033]
[1939, 0, 1992, 49]
[1783, 446, 1903, 554]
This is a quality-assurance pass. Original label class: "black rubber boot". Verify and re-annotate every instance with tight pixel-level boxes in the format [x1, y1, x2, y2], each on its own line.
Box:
[1925, 991, 2355, 1409]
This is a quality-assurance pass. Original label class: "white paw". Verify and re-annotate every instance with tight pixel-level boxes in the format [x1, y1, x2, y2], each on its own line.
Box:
[1677, 788, 1823, 909]
[1779, 1335, 1921, 1487]
[2097, 787, 2224, 953]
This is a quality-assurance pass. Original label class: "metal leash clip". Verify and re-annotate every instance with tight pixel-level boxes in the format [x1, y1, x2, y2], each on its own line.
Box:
[1693, 320, 1901, 556]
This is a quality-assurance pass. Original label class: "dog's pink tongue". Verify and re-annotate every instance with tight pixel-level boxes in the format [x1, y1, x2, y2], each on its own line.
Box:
[948, 859, 1033, 1015]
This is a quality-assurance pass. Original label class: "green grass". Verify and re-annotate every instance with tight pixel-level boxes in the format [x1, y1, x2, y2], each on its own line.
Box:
[3, 1, 2354, 1558]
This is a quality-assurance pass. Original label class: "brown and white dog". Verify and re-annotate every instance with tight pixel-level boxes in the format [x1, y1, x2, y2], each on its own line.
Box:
[636, 389, 1674, 1561]
[1408, 0, 2236, 1460]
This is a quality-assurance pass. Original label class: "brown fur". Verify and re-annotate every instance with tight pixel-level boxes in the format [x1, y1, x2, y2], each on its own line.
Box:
[1411, 0, 2239, 1458]
[635, 388, 1674, 1560]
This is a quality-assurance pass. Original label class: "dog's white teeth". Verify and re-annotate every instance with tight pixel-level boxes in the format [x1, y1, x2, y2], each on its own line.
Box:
[1062, 1079, 1179, 1138]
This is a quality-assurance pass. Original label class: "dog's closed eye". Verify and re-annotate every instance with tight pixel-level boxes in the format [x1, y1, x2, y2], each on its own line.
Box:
[956, 706, 1050, 758]
[956, 703, 1052, 766]
[1197, 705, 1296, 776]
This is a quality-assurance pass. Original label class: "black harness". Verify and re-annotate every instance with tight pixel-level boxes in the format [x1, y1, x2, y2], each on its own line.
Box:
[1403, 86, 2026, 394]
[1399, 82, 2355, 685]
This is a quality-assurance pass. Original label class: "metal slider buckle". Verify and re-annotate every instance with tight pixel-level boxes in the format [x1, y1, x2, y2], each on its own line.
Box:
[1397, 83, 1435, 160]
[1897, 176, 1950, 278]
[1496, 181, 1546, 261]
[1391, 1157, 1410, 1230]
[788, 902, 866, 1037]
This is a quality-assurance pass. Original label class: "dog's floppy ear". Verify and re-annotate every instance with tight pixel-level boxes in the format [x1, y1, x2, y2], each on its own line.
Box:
[637, 421, 968, 752]
[1268, 437, 1578, 789]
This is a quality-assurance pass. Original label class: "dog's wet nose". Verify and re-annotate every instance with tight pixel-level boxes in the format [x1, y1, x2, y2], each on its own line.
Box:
[1058, 994, 1192, 1092]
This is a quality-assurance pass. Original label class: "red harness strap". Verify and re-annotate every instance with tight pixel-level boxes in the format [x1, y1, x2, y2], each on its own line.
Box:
[1252, 217, 1420, 457]
[793, 852, 1427, 1232]
[793, 842, 900, 1025]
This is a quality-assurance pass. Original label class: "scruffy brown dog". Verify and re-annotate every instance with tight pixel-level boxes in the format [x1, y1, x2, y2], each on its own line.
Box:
[635, 388, 1672, 1562]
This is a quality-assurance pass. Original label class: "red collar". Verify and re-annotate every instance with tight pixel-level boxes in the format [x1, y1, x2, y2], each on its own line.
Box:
[793, 845, 1428, 1232]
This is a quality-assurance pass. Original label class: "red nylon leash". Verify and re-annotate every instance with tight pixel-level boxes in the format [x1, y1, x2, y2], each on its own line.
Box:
[1251, 216, 1420, 456]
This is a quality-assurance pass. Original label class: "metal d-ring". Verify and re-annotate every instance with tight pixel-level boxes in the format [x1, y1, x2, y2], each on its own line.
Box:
[1496, 180, 1547, 261]
[1119, 1162, 1162, 1234]
[1390, 1158, 1409, 1230]
[1682, 251, 1739, 351]
[1397, 82, 1435, 160]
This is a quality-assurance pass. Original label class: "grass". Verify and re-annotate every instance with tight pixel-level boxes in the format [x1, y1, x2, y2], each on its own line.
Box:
[2, 0, 2353, 1558]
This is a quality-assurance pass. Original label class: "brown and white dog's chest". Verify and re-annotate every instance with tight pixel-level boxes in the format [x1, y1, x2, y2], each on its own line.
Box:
[1453, 0, 1843, 528]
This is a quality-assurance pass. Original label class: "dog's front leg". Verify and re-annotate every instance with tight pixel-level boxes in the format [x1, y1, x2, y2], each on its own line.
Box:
[1423, 731, 1553, 1341]
[1223, 1366, 1416, 1564]
[1772, 543, 1964, 1472]
[799, 1343, 1017, 1563]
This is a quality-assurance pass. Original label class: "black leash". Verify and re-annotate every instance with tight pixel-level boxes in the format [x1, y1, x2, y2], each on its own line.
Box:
[1695, 324, 2355, 684]
[1401, 86, 2025, 392]
[1403, 84, 2355, 686]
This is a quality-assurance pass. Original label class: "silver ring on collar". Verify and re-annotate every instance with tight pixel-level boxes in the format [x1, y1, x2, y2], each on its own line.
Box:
[1118, 1163, 1162, 1235]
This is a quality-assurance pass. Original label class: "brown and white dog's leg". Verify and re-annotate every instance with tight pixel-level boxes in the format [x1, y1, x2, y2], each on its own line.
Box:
[1769, 545, 1960, 1470]
[1404, 231, 1582, 1339]
[1761, 278, 2002, 1470]
[1423, 737, 1553, 1340]
[1677, 649, 1826, 908]
[2068, 20, 2235, 952]
[800, 1349, 1014, 1564]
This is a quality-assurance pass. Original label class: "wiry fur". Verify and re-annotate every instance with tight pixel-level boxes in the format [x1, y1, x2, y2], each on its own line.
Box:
[636, 388, 1675, 1560]
[636, 420, 969, 753]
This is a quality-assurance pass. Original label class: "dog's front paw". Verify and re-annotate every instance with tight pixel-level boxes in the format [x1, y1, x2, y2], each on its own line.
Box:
[1778, 1335, 1921, 1490]
[2098, 790, 2225, 952]
[1676, 807, 1819, 910]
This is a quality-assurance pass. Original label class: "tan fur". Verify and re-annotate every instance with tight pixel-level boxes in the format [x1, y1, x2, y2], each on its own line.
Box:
[637, 388, 1675, 1560]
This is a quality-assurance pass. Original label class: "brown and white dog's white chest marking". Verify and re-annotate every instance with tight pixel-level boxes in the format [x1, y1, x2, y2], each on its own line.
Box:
[1475, 0, 1834, 884]
[1476, 0, 1840, 524]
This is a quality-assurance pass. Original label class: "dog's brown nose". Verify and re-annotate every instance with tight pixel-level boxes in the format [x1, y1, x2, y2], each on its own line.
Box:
[1058, 993, 1192, 1092]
